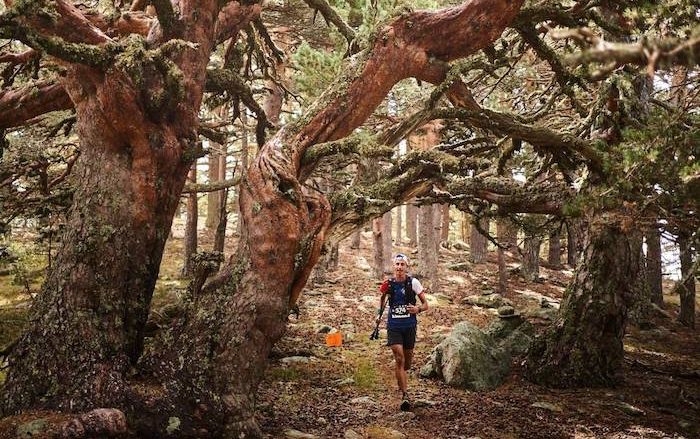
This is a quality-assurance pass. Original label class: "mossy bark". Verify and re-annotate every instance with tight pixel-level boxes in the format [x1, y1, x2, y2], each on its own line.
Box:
[0, 84, 191, 413]
[525, 217, 640, 387]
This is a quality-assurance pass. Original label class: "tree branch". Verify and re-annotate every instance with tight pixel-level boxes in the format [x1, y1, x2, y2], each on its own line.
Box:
[563, 28, 700, 76]
[0, 80, 72, 129]
[205, 67, 271, 145]
[302, 0, 355, 47]
[434, 107, 605, 174]
[182, 177, 240, 194]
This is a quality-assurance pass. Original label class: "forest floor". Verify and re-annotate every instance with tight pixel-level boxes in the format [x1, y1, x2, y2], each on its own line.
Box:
[1, 228, 699, 439]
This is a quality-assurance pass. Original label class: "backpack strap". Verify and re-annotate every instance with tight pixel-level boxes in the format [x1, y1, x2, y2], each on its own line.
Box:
[405, 276, 415, 305]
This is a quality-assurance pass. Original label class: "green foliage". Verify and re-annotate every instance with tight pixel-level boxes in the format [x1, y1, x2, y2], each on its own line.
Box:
[291, 41, 344, 101]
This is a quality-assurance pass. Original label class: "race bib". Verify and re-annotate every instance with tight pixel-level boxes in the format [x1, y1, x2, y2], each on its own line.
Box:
[391, 305, 409, 319]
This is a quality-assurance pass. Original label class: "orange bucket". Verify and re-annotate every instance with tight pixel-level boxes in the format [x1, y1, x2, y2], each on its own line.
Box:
[325, 332, 342, 347]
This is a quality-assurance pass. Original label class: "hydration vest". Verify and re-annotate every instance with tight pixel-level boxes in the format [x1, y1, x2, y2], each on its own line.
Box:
[388, 276, 415, 307]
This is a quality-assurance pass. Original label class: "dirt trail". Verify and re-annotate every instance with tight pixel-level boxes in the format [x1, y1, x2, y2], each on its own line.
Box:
[255, 234, 700, 439]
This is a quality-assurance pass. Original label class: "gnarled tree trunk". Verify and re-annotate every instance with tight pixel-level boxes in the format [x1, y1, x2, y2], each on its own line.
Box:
[525, 215, 640, 387]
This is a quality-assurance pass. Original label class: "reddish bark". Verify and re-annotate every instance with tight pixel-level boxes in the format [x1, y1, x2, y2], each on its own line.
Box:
[0, 81, 72, 129]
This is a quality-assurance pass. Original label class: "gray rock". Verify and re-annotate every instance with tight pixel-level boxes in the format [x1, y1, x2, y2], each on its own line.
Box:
[350, 396, 377, 405]
[305, 289, 323, 296]
[531, 401, 563, 412]
[334, 378, 355, 386]
[616, 401, 645, 416]
[421, 318, 533, 390]
[433, 293, 454, 303]
[413, 398, 437, 407]
[448, 262, 471, 272]
[497, 305, 516, 316]
[420, 322, 511, 391]
[344, 430, 363, 439]
[462, 293, 512, 309]
[285, 429, 319, 438]
[390, 411, 417, 420]
[317, 325, 334, 334]
[280, 356, 311, 364]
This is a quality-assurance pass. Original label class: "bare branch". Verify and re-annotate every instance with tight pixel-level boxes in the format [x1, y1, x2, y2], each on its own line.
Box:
[182, 177, 241, 194]
[302, 0, 355, 47]
[563, 28, 700, 76]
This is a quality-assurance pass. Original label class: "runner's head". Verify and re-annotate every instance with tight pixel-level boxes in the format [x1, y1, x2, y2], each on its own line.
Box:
[393, 253, 409, 278]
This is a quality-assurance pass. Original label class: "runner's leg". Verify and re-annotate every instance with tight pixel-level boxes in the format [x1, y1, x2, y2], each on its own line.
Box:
[390, 344, 407, 392]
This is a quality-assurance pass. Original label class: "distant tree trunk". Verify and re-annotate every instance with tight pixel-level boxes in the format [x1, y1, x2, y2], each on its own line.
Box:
[497, 218, 511, 295]
[441, 204, 450, 242]
[382, 210, 393, 274]
[406, 204, 418, 246]
[469, 215, 488, 263]
[213, 189, 228, 254]
[396, 205, 403, 244]
[548, 229, 562, 268]
[461, 211, 469, 242]
[182, 164, 198, 277]
[236, 108, 249, 236]
[522, 232, 541, 282]
[645, 226, 664, 307]
[312, 240, 340, 285]
[526, 217, 641, 387]
[433, 204, 443, 253]
[418, 204, 438, 289]
[206, 146, 221, 230]
[628, 232, 653, 325]
[372, 217, 384, 279]
[350, 228, 361, 249]
[567, 220, 579, 267]
[678, 235, 696, 328]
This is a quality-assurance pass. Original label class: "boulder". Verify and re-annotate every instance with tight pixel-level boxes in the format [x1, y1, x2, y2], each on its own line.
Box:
[419, 322, 510, 391]
[420, 317, 533, 390]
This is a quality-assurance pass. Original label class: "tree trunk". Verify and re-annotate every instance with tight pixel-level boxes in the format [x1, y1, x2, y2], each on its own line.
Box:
[522, 232, 541, 282]
[206, 146, 221, 230]
[441, 204, 450, 242]
[406, 203, 418, 246]
[678, 235, 696, 328]
[433, 204, 443, 253]
[213, 189, 228, 254]
[182, 164, 199, 277]
[497, 218, 511, 295]
[418, 204, 438, 290]
[236, 108, 249, 236]
[548, 229, 562, 268]
[395, 205, 403, 244]
[645, 225, 664, 308]
[0, 86, 194, 414]
[567, 220, 579, 267]
[350, 228, 361, 249]
[1, 1, 527, 433]
[525, 217, 641, 387]
[628, 231, 653, 325]
[469, 215, 488, 263]
[372, 217, 384, 279]
[382, 210, 393, 274]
